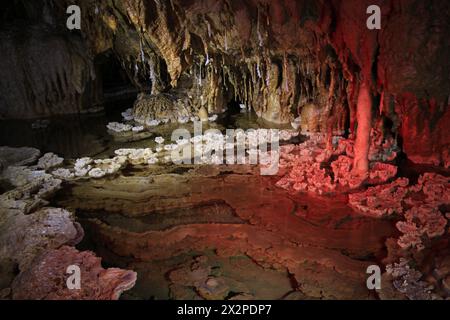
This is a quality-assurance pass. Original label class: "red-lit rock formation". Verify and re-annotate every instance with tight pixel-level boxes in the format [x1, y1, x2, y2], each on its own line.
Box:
[11, 246, 137, 300]
[348, 178, 409, 218]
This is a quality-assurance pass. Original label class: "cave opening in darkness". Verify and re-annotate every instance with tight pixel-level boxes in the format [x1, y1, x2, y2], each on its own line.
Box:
[0, 0, 449, 304]
[96, 51, 134, 95]
[94, 50, 138, 114]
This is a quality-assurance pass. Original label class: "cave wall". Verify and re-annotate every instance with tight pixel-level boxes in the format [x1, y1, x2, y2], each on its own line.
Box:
[0, 1, 101, 119]
[1, 0, 449, 166]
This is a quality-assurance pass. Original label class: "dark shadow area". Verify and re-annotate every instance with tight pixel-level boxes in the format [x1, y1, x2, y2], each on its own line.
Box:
[95, 50, 138, 111]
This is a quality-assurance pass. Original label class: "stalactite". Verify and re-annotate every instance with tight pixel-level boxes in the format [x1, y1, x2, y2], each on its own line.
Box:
[224, 32, 228, 52]
[283, 54, 289, 93]
[199, 61, 202, 87]
[347, 80, 359, 134]
[206, 20, 212, 38]
[140, 39, 145, 64]
[256, 60, 262, 79]
[256, 7, 263, 48]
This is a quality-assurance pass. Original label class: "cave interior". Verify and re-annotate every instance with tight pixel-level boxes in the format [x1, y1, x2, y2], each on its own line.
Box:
[0, 0, 449, 301]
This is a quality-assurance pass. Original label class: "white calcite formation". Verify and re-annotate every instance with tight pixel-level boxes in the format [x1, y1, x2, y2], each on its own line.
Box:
[51, 168, 75, 180]
[156, 128, 294, 165]
[37, 152, 64, 170]
[107, 122, 133, 133]
[132, 126, 144, 133]
[177, 116, 190, 124]
[93, 157, 128, 175]
[163, 144, 178, 151]
[155, 137, 165, 144]
[114, 148, 157, 165]
[88, 168, 107, 178]
[74, 156, 128, 179]
[121, 108, 134, 121]
[107, 121, 152, 143]
[74, 157, 93, 177]
[146, 119, 161, 127]
[208, 114, 219, 122]
[279, 130, 298, 141]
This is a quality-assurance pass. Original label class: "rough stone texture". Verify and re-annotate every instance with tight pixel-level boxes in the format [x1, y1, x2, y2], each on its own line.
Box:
[0, 173, 62, 214]
[0, 25, 99, 119]
[37, 153, 64, 171]
[11, 246, 137, 300]
[396, 206, 447, 251]
[385, 258, 434, 300]
[276, 134, 399, 195]
[3, 0, 449, 164]
[377, 0, 450, 166]
[348, 178, 409, 218]
[133, 93, 192, 123]
[394, 173, 450, 251]
[0, 207, 83, 271]
[0, 155, 137, 300]
[1, 0, 449, 301]
[0, 147, 40, 172]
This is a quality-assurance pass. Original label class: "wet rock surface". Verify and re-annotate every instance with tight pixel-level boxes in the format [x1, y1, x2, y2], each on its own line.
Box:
[59, 163, 395, 300]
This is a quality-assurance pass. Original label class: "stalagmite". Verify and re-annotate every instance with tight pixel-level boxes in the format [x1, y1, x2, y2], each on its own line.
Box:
[140, 40, 145, 64]
[149, 60, 156, 94]
[206, 20, 212, 38]
[257, 9, 263, 48]
[224, 32, 228, 51]
[352, 81, 372, 177]
[283, 55, 289, 93]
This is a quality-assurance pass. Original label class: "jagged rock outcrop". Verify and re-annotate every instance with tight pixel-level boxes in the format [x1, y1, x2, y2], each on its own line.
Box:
[0, 207, 83, 272]
[11, 246, 137, 300]
[0, 147, 137, 300]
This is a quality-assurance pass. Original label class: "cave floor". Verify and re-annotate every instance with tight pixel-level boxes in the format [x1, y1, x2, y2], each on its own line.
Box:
[52, 162, 397, 300]
[2, 109, 401, 300]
